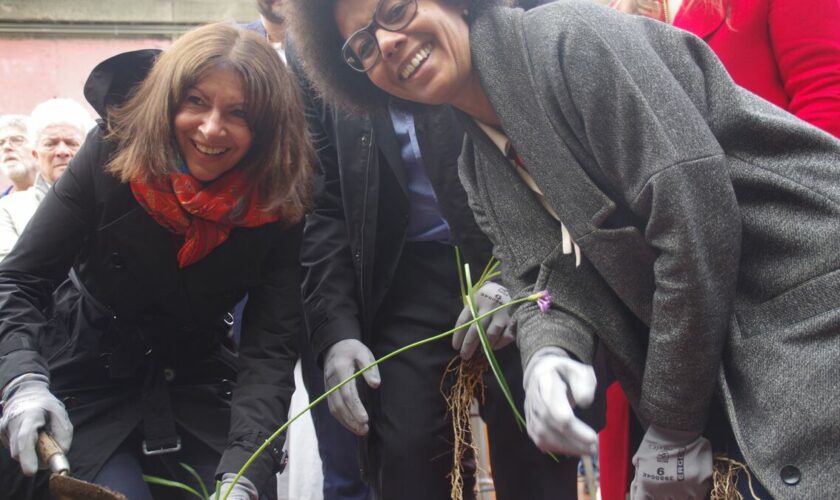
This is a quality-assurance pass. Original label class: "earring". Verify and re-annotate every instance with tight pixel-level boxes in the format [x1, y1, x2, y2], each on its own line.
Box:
[463, 8, 469, 17]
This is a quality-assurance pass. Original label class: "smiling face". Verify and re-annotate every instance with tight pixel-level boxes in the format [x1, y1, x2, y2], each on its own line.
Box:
[173, 67, 253, 182]
[34, 124, 84, 184]
[335, 0, 475, 107]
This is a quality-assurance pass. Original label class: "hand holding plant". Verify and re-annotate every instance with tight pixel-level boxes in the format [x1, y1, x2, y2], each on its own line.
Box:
[147, 251, 555, 500]
[453, 281, 513, 359]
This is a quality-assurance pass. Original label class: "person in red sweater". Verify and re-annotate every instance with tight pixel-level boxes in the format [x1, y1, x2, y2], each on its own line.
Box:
[600, 1, 840, 498]
[610, 0, 840, 137]
[611, 0, 840, 138]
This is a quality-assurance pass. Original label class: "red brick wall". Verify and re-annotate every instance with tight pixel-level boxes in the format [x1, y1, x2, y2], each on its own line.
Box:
[0, 37, 172, 116]
[0, 37, 173, 189]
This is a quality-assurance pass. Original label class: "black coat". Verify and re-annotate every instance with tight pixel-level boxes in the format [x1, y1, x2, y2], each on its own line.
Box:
[286, 46, 492, 362]
[0, 51, 300, 487]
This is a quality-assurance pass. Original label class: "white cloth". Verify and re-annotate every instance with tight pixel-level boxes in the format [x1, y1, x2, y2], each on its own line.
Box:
[285, 361, 324, 500]
[0, 175, 49, 261]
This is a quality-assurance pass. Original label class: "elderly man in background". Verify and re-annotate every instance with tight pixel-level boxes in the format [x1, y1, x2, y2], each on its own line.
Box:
[0, 98, 94, 260]
[0, 116, 37, 197]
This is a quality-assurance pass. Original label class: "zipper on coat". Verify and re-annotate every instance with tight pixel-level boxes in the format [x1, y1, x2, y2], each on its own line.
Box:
[357, 126, 375, 324]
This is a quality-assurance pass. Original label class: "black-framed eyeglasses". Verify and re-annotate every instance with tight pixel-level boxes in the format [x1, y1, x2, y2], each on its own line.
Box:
[341, 0, 418, 73]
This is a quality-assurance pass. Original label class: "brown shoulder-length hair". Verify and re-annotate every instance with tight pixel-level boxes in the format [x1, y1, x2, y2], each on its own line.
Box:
[284, 0, 509, 115]
[106, 22, 314, 224]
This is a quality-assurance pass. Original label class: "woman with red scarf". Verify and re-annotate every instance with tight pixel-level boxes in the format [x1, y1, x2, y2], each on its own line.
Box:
[0, 23, 313, 499]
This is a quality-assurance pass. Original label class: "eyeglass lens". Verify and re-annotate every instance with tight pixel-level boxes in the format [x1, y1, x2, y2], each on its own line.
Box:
[345, 0, 417, 71]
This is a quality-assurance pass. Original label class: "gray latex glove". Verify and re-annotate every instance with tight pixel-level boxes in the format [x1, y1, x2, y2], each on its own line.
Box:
[218, 473, 258, 500]
[630, 424, 713, 500]
[0, 374, 73, 476]
[453, 281, 513, 359]
[523, 346, 597, 456]
[323, 339, 381, 436]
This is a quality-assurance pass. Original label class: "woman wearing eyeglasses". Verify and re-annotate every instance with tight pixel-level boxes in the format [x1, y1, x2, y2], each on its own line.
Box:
[286, 0, 840, 498]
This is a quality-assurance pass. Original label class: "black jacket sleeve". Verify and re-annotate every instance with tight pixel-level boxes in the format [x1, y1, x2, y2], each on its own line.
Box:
[0, 126, 102, 390]
[217, 223, 303, 487]
[287, 43, 364, 365]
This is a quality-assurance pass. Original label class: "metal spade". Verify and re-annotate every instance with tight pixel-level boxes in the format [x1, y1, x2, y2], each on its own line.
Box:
[36, 432, 127, 500]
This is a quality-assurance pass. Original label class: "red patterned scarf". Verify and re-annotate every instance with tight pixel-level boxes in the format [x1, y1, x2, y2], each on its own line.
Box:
[130, 169, 278, 268]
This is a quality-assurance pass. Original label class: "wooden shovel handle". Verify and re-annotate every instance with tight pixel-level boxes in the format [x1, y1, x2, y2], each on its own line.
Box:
[37, 431, 68, 473]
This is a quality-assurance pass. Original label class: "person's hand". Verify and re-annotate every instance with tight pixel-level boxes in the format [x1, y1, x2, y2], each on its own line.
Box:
[630, 424, 712, 500]
[523, 346, 597, 456]
[218, 473, 258, 500]
[453, 281, 513, 359]
[0, 374, 73, 476]
[323, 339, 380, 436]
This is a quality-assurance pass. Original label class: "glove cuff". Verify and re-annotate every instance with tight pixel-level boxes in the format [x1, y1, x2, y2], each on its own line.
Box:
[522, 346, 569, 390]
[645, 423, 703, 446]
[1, 373, 49, 403]
[220, 473, 259, 500]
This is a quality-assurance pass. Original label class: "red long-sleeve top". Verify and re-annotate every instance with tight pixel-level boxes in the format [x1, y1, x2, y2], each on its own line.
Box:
[676, 0, 840, 138]
[611, 0, 840, 138]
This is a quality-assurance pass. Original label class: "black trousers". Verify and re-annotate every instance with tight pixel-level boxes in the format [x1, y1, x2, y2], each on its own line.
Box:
[364, 241, 579, 500]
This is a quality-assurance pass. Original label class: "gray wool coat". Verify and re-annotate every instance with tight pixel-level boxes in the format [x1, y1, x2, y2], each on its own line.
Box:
[457, 1, 840, 496]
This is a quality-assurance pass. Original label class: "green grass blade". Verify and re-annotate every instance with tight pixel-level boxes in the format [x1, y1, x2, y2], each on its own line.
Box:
[222, 298, 534, 500]
[455, 246, 467, 304]
[215, 480, 221, 500]
[143, 475, 206, 499]
[477, 257, 500, 287]
[179, 462, 210, 500]
[482, 270, 501, 284]
[464, 263, 526, 430]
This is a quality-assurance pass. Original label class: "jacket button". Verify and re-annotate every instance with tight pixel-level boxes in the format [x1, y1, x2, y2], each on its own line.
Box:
[780, 465, 801, 485]
[163, 368, 176, 382]
[99, 352, 112, 369]
[353, 250, 360, 262]
[360, 134, 369, 146]
[110, 252, 125, 269]
[218, 379, 234, 400]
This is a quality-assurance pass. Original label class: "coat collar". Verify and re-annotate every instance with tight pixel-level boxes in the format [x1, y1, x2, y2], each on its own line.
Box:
[372, 109, 408, 194]
[372, 100, 467, 197]
[84, 49, 160, 120]
[468, 7, 617, 240]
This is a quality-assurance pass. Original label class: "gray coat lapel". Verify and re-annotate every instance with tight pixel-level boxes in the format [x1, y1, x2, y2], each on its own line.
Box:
[459, 117, 569, 274]
[468, 7, 658, 323]
[469, 8, 617, 240]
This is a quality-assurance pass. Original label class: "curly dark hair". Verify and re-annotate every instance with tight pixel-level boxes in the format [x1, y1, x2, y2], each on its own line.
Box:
[284, 0, 509, 114]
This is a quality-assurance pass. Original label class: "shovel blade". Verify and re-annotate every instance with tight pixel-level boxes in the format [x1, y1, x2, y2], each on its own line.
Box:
[49, 473, 127, 500]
